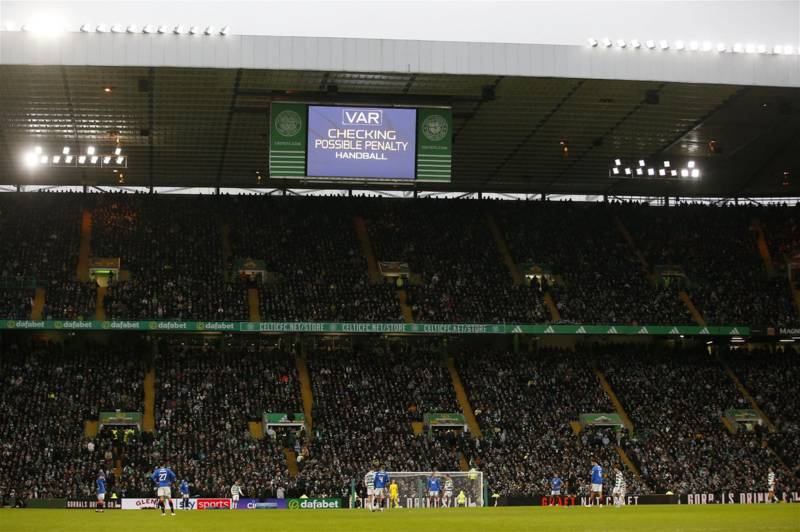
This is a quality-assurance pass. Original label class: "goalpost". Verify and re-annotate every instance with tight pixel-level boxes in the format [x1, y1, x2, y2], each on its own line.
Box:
[355, 471, 485, 509]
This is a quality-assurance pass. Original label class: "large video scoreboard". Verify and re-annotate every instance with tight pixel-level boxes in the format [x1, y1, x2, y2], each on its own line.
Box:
[269, 102, 452, 183]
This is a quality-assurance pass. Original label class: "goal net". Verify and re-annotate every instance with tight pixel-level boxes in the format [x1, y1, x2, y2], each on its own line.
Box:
[358, 471, 484, 508]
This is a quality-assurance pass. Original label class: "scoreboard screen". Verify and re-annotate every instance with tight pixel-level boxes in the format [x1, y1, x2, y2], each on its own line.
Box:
[269, 103, 451, 183]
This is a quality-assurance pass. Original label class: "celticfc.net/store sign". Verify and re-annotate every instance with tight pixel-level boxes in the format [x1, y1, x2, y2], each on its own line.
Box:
[287, 498, 341, 510]
[0, 320, 750, 336]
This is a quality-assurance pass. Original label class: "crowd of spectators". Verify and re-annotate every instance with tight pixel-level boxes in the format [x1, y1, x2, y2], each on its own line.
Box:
[498, 201, 694, 325]
[598, 344, 791, 493]
[0, 339, 145, 500]
[225, 196, 401, 322]
[725, 347, 800, 480]
[119, 337, 299, 498]
[456, 346, 647, 497]
[299, 341, 465, 497]
[624, 203, 797, 328]
[363, 199, 547, 323]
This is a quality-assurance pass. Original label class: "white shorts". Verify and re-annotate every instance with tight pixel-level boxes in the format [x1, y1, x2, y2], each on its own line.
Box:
[768, 484, 775, 492]
[612, 488, 624, 497]
[97, 493, 105, 501]
[232, 495, 240, 502]
[444, 491, 453, 498]
[182, 494, 189, 499]
[374, 488, 386, 497]
[428, 490, 440, 497]
[550, 490, 561, 496]
[367, 488, 375, 497]
[157, 487, 171, 498]
[591, 484, 602, 493]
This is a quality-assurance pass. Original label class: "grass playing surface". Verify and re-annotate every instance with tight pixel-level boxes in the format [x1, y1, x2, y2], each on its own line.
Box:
[2, 505, 799, 531]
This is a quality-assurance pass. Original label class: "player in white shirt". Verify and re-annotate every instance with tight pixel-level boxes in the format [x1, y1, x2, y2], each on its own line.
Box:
[612, 466, 626, 508]
[364, 469, 376, 510]
[230, 480, 244, 510]
[767, 468, 777, 503]
[443, 476, 454, 508]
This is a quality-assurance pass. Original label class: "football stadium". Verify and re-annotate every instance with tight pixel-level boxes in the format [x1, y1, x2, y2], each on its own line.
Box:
[0, 1, 799, 530]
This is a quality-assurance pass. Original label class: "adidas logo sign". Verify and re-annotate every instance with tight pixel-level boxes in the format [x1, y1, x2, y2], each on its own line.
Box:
[669, 327, 680, 334]
[607, 326, 618, 334]
[544, 326, 555, 334]
[576, 326, 586, 334]
[637, 327, 649, 334]
[511, 326, 522, 333]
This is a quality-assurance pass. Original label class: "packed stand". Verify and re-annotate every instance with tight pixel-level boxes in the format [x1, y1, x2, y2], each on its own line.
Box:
[598, 345, 791, 493]
[497, 201, 693, 325]
[41, 280, 97, 320]
[363, 199, 546, 323]
[456, 347, 646, 497]
[623, 203, 797, 328]
[90, 194, 248, 321]
[0, 193, 88, 319]
[225, 196, 401, 322]
[121, 338, 298, 498]
[725, 347, 800, 480]
[300, 342, 464, 497]
[0, 339, 145, 500]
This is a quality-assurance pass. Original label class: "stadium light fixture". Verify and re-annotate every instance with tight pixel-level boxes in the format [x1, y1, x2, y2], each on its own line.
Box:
[204, 26, 214, 36]
[614, 158, 621, 166]
[87, 146, 96, 155]
[65, 155, 74, 164]
[126, 24, 138, 33]
[630, 39, 641, 49]
[96, 24, 108, 33]
[189, 26, 199, 35]
[40, 155, 49, 164]
[173, 25, 185, 34]
[645, 40, 655, 49]
[659, 40, 669, 50]
[745, 43, 756, 54]
[687, 160, 695, 168]
[616, 39, 627, 48]
[602, 38, 612, 48]
[62, 146, 70, 155]
[23, 152, 37, 168]
[34, 146, 43, 154]
[143, 24, 155, 34]
[658, 169, 666, 176]
[701, 41, 712, 52]
[638, 159, 645, 167]
[115, 156, 125, 164]
[663, 161, 670, 168]
[111, 24, 124, 33]
[90, 155, 99, 164]
[78, 155, 86, 164]
[733, 43, 743, 53]
[612, 167, 620, 175]
[157, 25, 169, 34]
[647, 168, 655, 176]
[52, 155, 60, 164]
[80, 23, 92, 32]
[636, 168, 644, 176]
[4, 21, 18, 31]
[102, 156, 111, 164]
[671, 169, 678, 177]
[691, 169, 700, 178]
[757, 44, 767, 54]
[785, 45, 794, 55]
[689, 41, 699, 51]
[716, 43, 727, 53]
[624, 168, 632, 175]
[674, 41, 685, 51]
[25, 18, 65, 37]
[681, 169, 689, 177]
[114, 147, 122, 156]
[219, 26, 230, 36]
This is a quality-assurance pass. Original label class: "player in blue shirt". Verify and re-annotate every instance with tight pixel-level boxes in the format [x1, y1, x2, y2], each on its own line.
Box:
[151, 465, 177, 516]
[95, 471, 107, 513]
[590, 460, 604, 506]
[427, 471, 442, 508]
[551, 474, 563, 496]
[179, 479, 190, 510]
[372, 466, 390, 511]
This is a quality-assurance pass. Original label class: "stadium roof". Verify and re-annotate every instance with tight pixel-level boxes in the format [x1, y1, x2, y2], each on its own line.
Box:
[0, 34, 798, 197]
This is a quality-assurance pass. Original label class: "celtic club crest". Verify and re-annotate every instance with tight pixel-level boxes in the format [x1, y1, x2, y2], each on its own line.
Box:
[274, 110, 302, 138]
[421, 114, 448, 142]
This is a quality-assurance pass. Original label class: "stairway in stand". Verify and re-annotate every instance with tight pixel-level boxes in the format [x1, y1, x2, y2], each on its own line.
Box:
[354, 216, 381, 283]
[445, 357, 482, 439]
[296, 357, 314, 437]
[77, 210, 92, 281]
[31, 287, 46, 320]
[143, 368, 156, 433]
[247, 288, 261, 321]
[284, 448, 299, 477]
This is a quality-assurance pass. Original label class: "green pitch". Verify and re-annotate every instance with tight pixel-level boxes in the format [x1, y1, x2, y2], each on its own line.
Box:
[2, 505, 798, 531]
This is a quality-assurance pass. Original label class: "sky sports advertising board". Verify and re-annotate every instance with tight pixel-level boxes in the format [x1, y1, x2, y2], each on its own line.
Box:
[269, 102, 452, 182]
